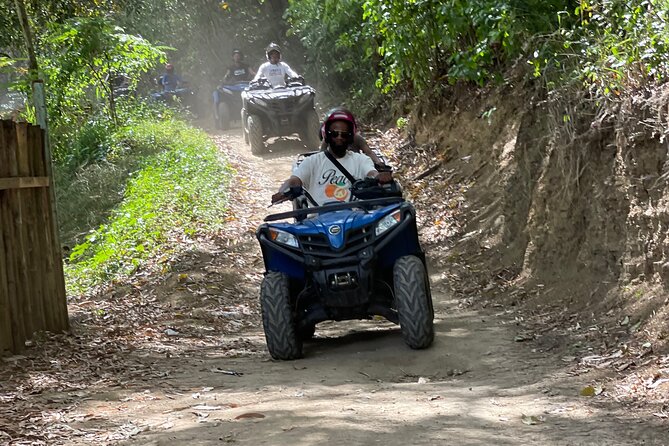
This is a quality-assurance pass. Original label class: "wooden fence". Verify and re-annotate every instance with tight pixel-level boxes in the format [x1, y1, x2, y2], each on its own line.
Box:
[0, 119, 68, 356]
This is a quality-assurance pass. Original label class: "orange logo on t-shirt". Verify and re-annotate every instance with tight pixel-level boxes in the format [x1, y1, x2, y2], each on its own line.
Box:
[325, 182, 349, 201]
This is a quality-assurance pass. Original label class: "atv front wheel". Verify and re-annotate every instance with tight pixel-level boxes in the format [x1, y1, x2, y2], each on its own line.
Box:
[247, 114, 264, 155]
[260, 272, 303, 360]
[300, 110, 321, 150]
[393, 255, 434, 349]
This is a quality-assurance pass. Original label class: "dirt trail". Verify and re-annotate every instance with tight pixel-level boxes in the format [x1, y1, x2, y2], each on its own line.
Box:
[3, 128, 667, 445]
[109, 130, 666, 446]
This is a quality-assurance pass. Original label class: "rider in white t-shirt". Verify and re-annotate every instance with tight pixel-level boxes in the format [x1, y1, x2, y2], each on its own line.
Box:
[272, 109, 392, 206]
[252, 43, 299, 88]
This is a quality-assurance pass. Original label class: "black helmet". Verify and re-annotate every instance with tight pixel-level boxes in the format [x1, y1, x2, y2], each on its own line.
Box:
[232, 48, 242, 56]
[265, 43, 281, 60]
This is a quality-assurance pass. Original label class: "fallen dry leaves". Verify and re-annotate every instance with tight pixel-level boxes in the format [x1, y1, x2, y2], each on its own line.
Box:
[0, 133, 269, 445]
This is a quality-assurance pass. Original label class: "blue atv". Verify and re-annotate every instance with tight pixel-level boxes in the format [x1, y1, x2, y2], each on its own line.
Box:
[213, 81, 249, 130]
[256, 174, 434, 360]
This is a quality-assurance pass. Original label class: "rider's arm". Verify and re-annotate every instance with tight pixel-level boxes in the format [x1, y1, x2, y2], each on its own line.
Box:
[283, 62, 298, 79]
[357, 153, 392, 184]
[354, 134, 384, 165]
[252, 63, 267, 82]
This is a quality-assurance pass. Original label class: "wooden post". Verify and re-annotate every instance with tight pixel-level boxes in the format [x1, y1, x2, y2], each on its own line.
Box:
[0, 121, 26, 352]
[17, 123, 47, 332]
[0, 145, 13, 355]
[0, 208, 13, 355]
[32, 125, 68, 331]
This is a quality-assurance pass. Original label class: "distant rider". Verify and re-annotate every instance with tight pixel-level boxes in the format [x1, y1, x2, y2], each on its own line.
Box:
[272, 109, 392, 206]
[213, 49, 256, 126]
[223, 49, 255, 83]
[153, 63, 190, 102]
[157, 63, 184, 92]
[252, 43, 298, 88]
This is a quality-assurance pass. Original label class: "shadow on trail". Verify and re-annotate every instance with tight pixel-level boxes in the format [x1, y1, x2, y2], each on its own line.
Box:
[119, 408, 661, 446]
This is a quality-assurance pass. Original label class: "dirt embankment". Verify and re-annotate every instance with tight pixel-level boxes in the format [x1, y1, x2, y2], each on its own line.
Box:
[405, 80, 669, 413]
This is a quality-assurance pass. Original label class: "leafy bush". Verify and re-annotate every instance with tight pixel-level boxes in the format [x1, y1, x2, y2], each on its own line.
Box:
[63, 120, 233, 293]
[532, 0, 669, 97]
[286, 0, 379, 106]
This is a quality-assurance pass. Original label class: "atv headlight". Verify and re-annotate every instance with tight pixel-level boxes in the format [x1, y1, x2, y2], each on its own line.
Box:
[269, 228, 299, 248]
[375, 210, 402, 236]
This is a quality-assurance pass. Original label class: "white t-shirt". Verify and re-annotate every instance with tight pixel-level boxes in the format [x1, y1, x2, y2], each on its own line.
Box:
[293, 151, 375, 206]
[253, 61, 298, 88]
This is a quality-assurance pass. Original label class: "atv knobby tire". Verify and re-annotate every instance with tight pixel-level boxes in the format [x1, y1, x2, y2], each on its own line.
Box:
[393, 255, 434, 349]
[247, 114, 264, 155]
[260, 272, 303, 360]
[300, 110, 321, 150]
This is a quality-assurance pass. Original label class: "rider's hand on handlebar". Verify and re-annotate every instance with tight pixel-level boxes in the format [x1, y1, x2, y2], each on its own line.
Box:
[377, 171, 393, 184]
[271, 192, 287, 204]
[271, 185, 303, 204]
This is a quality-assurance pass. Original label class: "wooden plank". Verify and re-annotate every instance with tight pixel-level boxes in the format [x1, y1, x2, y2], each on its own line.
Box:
[0, 122, 26, 353]
[7, 122, 35, 339]
[45, 187, 69, 332]
[0, 121, 10, 178]
[26, 125, 54, 331]
[30, 125, 68, 332]
[0, 191, 14, 356]
[3, 121, 18, 177]
[0, 177, 50, 190]
[18, 124, 46, 334]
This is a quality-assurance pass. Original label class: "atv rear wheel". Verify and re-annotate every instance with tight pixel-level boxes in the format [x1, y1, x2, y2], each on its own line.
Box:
[247, 114, 264, 155]
[218, 102, 231, 130]
[260, 272, 303, 360]
[393, 255, 434, 349]
[300, 110, 321, 150]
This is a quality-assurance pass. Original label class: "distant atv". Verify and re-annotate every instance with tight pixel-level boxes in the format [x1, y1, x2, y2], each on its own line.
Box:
[241, 76, 320, 155]
[256, 162, 434, 360]
[214, 81, 248, 130]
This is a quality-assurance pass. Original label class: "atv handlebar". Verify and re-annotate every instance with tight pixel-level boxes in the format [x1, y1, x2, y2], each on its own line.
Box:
[271, 185, 304, 205]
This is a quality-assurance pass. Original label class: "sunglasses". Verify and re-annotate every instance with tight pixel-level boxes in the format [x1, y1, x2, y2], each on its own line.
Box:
[328, 130, 353, 138]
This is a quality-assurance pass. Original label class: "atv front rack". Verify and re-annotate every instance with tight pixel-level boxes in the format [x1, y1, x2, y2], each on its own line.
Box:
[264, 197, 404, 222]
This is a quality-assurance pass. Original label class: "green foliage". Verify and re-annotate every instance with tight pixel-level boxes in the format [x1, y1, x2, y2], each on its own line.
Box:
[38, 17, 166, 125]
[286, 0, 378, 105]
[396, 116, 409, 129]
[535, 0, 669, 97]
[361, 0, 566, 92]
[64, 119, 233, 293]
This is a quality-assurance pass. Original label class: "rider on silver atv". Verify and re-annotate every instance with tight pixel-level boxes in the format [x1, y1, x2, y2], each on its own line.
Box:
[252, 43, 299, 88]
